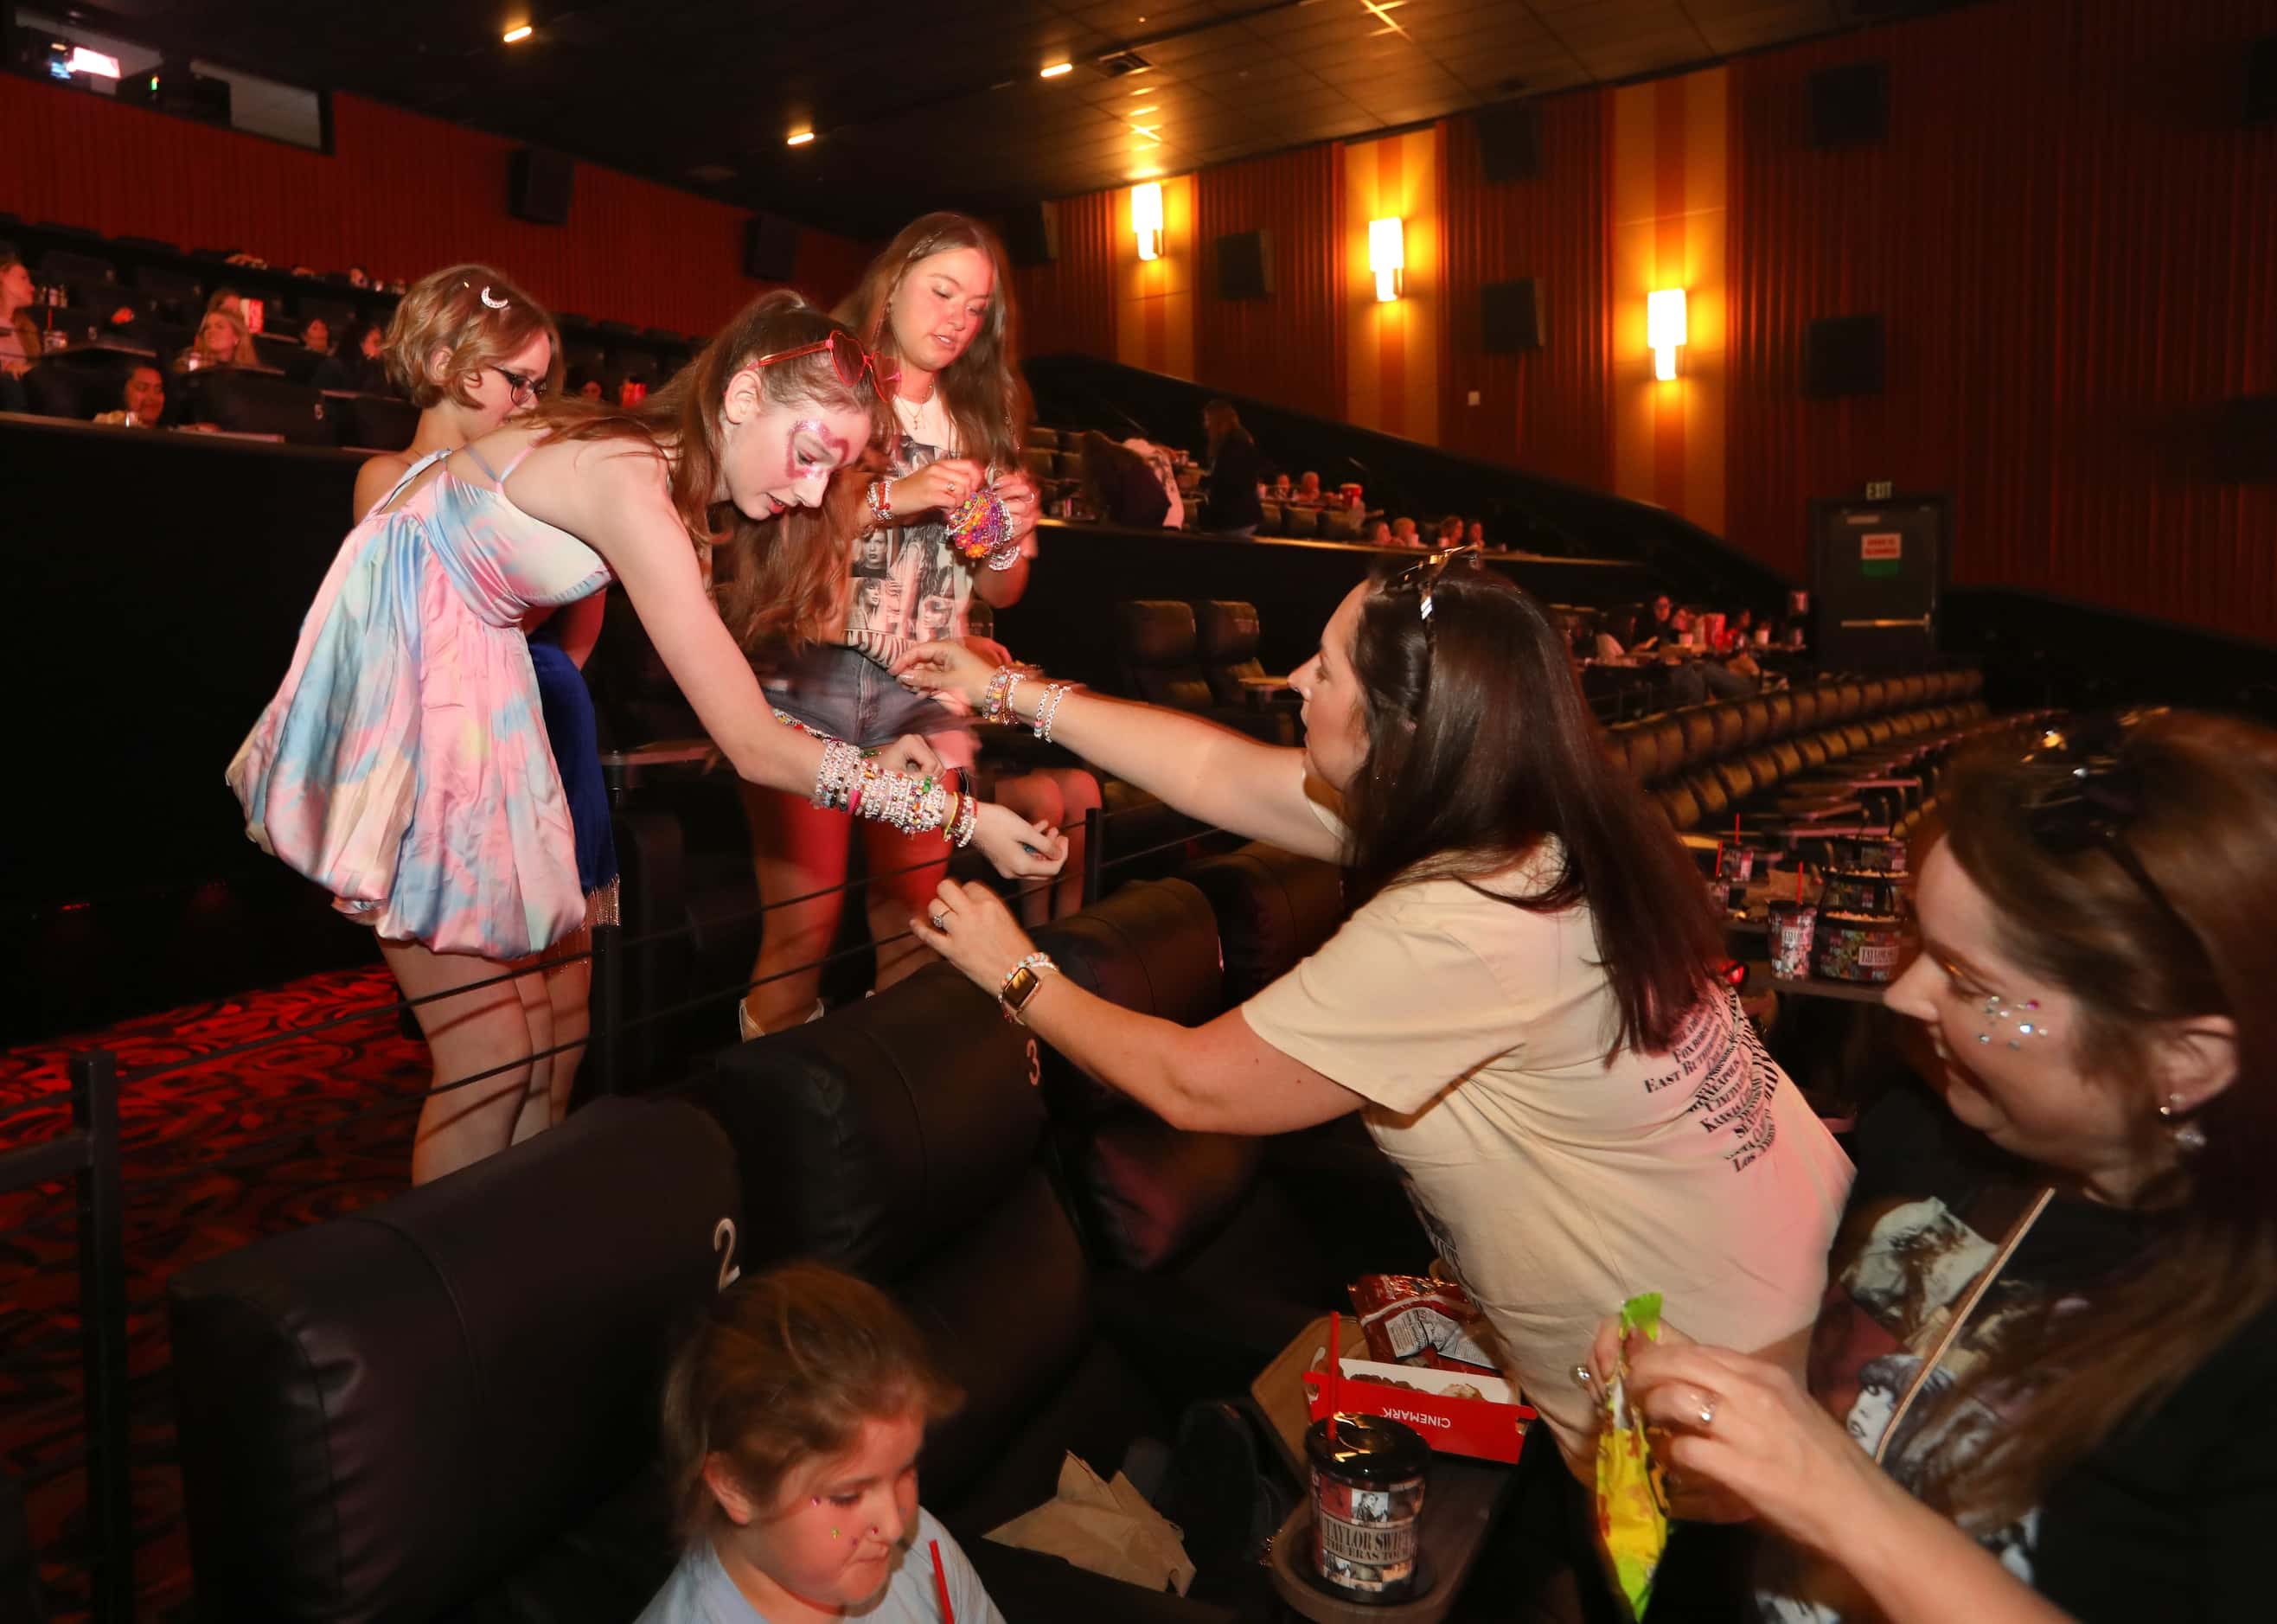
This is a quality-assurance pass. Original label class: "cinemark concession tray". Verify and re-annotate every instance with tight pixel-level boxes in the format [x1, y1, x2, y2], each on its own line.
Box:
[1302, 1355, 1536, 1466]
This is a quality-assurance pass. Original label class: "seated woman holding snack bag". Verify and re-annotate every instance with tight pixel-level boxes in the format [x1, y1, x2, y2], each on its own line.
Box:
[894, 549, 1855, 1479]
[1591, 711, 2277, 1624]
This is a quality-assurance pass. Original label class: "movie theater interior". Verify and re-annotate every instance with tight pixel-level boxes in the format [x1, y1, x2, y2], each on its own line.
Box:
[4, 1, 2275, 1621]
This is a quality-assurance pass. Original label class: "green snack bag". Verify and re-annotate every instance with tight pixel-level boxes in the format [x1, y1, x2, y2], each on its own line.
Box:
[1593, 1293, 1670, 1620]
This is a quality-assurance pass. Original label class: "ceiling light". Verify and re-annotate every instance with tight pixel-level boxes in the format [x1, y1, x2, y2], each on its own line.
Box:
[63, 45, 120, 77]
[1128, 105, 1156, 115]
[786, 130, 815, 146]
[502, 23, 533, 44]
[1040, 61, 1073, 79]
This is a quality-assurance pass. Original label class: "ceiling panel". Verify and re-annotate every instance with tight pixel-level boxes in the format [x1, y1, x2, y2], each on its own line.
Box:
[73, 0, 1923, 236]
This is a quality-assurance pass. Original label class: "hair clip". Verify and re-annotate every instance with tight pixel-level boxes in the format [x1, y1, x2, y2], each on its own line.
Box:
[480, 286, 510, 310]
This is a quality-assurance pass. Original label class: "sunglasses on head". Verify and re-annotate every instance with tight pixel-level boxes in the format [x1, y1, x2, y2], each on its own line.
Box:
[752, 329, 895, 407]
[1389, 541, 1485, 626]
[2018, 713, 2203, 956]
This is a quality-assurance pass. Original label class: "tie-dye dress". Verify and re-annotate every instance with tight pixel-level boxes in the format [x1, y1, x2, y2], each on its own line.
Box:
[227, 444, 611, 961]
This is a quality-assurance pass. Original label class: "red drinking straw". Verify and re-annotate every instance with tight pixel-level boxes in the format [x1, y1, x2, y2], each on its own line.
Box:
[1796, 864, 1807, 904]
[1326, 1314, 1341, 1442]
[931, 1539, 955, 1623]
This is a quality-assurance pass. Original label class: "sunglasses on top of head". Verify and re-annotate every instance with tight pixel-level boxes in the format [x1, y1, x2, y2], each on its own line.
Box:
[752, 329, 896, 407]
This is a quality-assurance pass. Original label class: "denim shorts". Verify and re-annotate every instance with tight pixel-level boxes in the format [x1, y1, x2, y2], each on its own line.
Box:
[764, 643, 975, 765]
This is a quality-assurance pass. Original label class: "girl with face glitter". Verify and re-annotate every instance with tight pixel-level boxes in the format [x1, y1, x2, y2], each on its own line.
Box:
[1591, 712, 2277, 1624]
[732, 214, 1097, 1039]
[228, 290, 1066, 1185]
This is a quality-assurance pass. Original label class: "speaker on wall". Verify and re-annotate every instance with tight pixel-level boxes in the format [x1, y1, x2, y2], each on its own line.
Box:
[2248, 35, 2277, 125]
[1808, 61, 1889, 149]
[1803, 314, 1886, 398]
[1215, 230, 1273, 300]
[1001, 201, 1059, 268]
[744, 214, 801, 282]
[1474, 101, 1541, 183]
[508, 148, 575, 226]
[1481, 278, 1545, 354]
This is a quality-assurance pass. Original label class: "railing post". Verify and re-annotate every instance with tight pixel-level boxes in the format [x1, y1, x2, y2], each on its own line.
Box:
[1081, 804, 1105, 909]
[69, 1049, 131, 1624]
[590, 920, 624, 1097]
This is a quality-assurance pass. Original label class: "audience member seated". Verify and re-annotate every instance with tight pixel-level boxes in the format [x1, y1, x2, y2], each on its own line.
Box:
[1293, 470, 1321, 504]
[299, 316, 332, 355]
[174, 306, 253, 374]
[311, 317, 387, 393]
[1466, 519, 1487, 549]
[93, 362, 166, 428]
[1268, 471, 1292, 502]
[1121, 435, 1185, 527]
[1078, 429, 1174, 529]
[635, 1264, 1004, 1624]
[1592, 710, 2277, 1624]
[345, 264, 372, 290]
[1199, 399, 1263, 535]
[568, 368, 606, 402]
[1630, 591, 1676, 654]
[1434, 513, 1464, 547]
[1663, 604, 1762, 703]
[1595, 607, 1640, 662]
[1364, 518, 1392, 545]
[201, 289, 265, 368]
[1, 253, 43, 405]
[1390, 516, 1419, 547]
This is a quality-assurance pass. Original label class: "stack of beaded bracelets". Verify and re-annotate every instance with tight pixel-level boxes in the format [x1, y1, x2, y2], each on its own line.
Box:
[979, 667, 1078, 744]
[810, 738, 977, 847]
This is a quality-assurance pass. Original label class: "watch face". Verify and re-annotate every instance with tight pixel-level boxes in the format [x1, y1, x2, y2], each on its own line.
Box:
[1004, 966, 1040, 1008]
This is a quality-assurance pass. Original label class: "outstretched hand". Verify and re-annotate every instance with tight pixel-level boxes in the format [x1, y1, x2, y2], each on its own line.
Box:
[893, 639, 1002, 710]
[969, 801, 1067, 881]
[910, 877, 1042, 994]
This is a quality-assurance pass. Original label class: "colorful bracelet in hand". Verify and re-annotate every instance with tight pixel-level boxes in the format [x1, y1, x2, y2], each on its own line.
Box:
[864, 478, 895, 532]
[950, 792, 979, 847]
[982, 666, 1027, 724]
[809, 740, 954, 836]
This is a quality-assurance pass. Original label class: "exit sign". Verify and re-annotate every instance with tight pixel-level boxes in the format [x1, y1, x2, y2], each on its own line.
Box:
[1864, 480, 1894, 500]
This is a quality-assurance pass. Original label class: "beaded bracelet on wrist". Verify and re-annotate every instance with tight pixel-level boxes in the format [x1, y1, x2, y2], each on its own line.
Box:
[1033, 681, 1077, 744]
[864, 478, 895, 531]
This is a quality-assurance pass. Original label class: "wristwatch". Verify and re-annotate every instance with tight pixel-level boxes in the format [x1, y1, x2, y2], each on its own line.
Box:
[998, 953, 1057, 1025]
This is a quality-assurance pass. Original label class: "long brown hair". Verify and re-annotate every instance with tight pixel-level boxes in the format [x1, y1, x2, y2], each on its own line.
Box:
[534, 290, 892, 649]
[833, 212, 1029, 469]
[1339, 566, 1724, 1056]
[660, 1263, 961, 1541]
[1909, 711, 2277, 1521]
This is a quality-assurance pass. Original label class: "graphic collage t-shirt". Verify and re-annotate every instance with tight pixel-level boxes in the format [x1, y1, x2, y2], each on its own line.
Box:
[1756, 1082, 2277, 1624]
[843, 393, 971, 668]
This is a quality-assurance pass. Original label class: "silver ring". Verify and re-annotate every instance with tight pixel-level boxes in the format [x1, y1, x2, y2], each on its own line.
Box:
[1571, 1365, 1595, 1390]
[929, 912, 950, 932]
[1698, 1398, 1717, 1429]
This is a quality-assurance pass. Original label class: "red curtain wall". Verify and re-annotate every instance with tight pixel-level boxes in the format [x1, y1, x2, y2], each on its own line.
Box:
[1725, 0, 2277, 638]
[1012, 190, 1118, 362]
[1194, 146, 1343, 416]
[1441, 97, 1615, 489]
[0, 76, 867, 334]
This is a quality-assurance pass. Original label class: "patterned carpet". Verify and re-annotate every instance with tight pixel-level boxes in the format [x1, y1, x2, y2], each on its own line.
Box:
[0, 966, 431, 1621]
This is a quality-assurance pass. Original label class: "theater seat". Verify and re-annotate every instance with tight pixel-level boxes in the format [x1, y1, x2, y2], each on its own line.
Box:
[166, 1097, 739, 1623]
[177, 368, 337, 446]
[689, 963, 1172, 1542]
[1113, 600, 1284, 744]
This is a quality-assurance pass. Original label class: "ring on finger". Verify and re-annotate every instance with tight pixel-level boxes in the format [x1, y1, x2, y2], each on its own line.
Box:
[929, 912, 950, 932]
[1697, 1394, 1717, 1429]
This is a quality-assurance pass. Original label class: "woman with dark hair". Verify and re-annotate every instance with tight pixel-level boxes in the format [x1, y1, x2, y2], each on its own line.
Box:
[1078, 429, 1173, 528]
[731, 212, 1090, 1039]
[1200, 399, 1264, 535]
[229, 289, 1063, 1185]
[895, 552, 1852, 1474]
[1591, 710, 2277, 1624]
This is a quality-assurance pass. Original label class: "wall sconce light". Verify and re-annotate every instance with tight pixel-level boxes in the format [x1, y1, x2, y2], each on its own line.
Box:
[1647, 288, 1687, 380]
[1368, 216, 1405, 302]
[1131, 182, 1165, 262]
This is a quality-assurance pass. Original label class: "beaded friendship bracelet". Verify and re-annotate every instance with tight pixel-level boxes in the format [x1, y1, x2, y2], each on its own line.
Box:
[864, 478, 894, 532]
[1032, 681, 1076, 744]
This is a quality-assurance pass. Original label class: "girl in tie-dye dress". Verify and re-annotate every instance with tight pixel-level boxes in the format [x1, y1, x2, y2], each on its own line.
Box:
[230, 290, 1069, 1185]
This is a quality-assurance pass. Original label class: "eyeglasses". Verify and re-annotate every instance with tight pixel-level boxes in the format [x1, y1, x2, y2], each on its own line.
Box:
[1390, 541, 1484, 625]
[494, 366, 546, 406]
[752, 329, 895, 407]
[2019, 715, 2203, 958]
